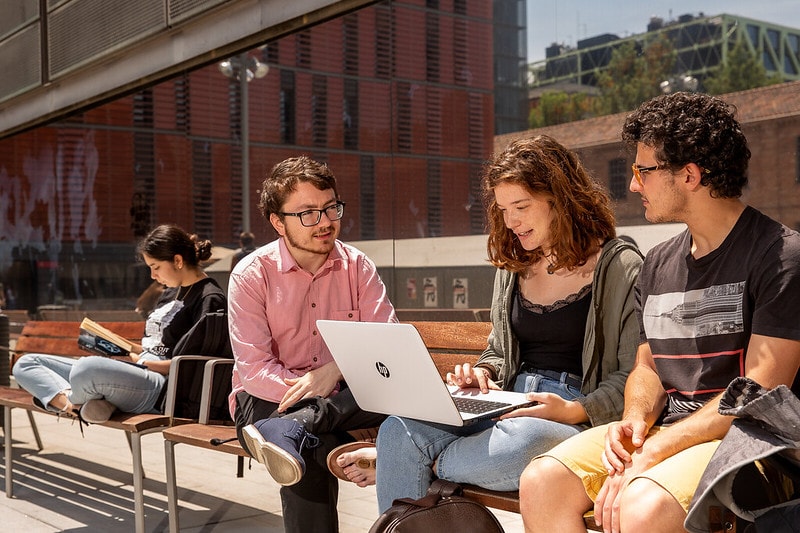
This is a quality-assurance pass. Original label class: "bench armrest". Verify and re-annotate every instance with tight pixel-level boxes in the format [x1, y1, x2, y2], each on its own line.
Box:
[164, 355, 221, 419]
[199, 359, 234, 424]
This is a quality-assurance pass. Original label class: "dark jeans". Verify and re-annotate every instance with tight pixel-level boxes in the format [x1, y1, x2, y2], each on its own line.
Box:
[234, 385, 385, 533]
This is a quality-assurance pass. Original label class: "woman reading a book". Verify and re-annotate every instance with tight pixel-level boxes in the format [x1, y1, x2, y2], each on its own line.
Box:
[13, 224, 228, 424]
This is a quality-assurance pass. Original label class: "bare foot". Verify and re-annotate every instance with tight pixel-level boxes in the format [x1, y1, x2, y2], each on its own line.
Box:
[336, 446, 377, 487]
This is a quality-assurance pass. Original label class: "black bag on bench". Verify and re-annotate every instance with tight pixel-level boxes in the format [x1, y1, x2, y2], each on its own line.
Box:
[369, 479, 505, 533]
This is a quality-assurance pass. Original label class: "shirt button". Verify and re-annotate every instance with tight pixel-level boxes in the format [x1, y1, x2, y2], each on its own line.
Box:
[311, 303, 316, 308]
[313, 330, 317, 335]
[348, 313, 353, 318]
[313, 357, 318, 362]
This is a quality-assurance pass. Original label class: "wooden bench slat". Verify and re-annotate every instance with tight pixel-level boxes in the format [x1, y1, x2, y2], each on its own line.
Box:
[409, 321, 491, 352]
[163, 424, 248, 456]
[17, 321, 144, 339]
[462, 486, 520, 513]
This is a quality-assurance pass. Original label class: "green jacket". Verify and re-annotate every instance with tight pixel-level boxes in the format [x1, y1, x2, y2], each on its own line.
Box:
[476, 238, 643, 426]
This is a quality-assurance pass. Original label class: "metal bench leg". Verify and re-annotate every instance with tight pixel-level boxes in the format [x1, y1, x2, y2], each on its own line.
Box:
[26, 411, 43, 450]
[126, 432, 145, 479]
[131, 433, 146, 533]
[164, 439, 180, 533]
[4, 406, 12, 497]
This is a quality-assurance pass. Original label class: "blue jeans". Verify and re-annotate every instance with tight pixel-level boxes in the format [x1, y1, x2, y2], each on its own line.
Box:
[13, 353, 166, 413]
[375, 372, 584, 512]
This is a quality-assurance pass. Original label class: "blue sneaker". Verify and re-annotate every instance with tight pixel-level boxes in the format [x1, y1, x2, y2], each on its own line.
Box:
[242, 418, 320, 486]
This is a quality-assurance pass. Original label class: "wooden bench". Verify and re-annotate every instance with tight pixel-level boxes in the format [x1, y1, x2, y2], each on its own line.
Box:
[36, 308, 144, 322]
[162, 321, 601, 532]
[0, 320, 220, 533]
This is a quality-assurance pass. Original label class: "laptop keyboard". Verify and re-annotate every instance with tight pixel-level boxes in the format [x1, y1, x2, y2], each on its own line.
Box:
[452, 396, 510, 415]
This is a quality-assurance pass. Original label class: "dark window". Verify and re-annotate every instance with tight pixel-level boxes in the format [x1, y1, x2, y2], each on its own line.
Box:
[132, 89, 155, 238]
[359, 156, 375, 240]
[453, 10, 468, 84]
[427, 87, 441, 154]
[427, 160, 442, 237]
[296, 31, 311, 68]
[343, 14, 358, 75]
[311, 74, 327, 147]
[263, 42, 279, 64]
[228, 78, 242, 140]
[609, 158, 628, 199]
[469, 162, 485, 234]
[426, 12, 440, 82]
[375, 5, 393, 79]
[396, 82, 412, 152]
[280, 69, 295, 145]
[343, 78, 359, 149]
[192, 140, 213, 237]
[174, 74, 189, 133]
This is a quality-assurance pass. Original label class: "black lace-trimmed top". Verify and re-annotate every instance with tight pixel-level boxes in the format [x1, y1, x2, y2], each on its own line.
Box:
[512, 282, 592, 378]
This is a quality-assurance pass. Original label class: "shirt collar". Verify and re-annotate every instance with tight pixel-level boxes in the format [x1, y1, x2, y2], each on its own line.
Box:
[276, 237, 345, 274]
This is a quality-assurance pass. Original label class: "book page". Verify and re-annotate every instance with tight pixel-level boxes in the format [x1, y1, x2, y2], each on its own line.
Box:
[79, 317, 134, 352]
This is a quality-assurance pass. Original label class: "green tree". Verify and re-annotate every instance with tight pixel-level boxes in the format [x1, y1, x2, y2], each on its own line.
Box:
[528, 91, 594, 128]
[596, 35, 676, 115]
[704, 38, 781, 95]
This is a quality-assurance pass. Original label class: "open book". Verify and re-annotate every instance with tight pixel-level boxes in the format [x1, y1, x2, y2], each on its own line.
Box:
[78, 317, 134, 357]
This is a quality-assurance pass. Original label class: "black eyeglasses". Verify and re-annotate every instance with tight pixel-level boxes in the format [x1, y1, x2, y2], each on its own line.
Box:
[279, 201, 346, 227]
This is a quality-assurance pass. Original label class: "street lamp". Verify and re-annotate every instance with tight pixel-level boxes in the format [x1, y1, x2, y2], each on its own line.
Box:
[218, 53, 269, 232]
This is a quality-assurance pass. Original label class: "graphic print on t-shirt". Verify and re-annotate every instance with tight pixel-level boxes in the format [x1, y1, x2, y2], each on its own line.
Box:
[642, 282, 744, 340]
[643, 282, 746, 422]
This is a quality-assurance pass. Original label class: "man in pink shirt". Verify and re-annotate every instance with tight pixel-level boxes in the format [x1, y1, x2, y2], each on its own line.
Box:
[228, 156, 396, 533]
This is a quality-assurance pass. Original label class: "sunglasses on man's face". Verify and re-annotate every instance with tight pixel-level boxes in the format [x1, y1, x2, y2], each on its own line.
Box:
[631, 164, 662, 187]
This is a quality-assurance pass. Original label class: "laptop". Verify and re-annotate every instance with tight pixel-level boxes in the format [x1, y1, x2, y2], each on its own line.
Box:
[316, 320, 535, 426]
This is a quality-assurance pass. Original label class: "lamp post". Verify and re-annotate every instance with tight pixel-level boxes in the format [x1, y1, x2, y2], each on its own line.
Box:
[218, 53, 268, 233]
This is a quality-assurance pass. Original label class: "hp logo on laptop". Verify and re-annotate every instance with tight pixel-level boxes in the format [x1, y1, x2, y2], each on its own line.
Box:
[375, 361, 391, 378]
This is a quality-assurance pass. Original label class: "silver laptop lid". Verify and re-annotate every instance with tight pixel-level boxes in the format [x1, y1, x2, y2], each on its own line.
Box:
[316, 320, 531, 426]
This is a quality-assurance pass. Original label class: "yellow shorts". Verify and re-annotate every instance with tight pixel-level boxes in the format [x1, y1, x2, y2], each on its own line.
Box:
[541, 424, 720, 511]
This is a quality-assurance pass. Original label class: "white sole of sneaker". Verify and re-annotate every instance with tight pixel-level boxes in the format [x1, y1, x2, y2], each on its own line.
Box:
[242, 424, 303, 486]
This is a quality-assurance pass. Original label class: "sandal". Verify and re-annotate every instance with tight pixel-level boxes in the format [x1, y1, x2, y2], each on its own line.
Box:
[326, 441, 376, 483]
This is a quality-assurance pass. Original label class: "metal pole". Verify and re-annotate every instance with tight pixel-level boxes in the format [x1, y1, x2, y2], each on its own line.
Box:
[239, 53, 251, 233]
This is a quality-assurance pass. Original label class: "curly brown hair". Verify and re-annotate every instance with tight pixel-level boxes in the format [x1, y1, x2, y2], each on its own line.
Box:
[483, 135, 616, 274]
[622, 92, 750, 198]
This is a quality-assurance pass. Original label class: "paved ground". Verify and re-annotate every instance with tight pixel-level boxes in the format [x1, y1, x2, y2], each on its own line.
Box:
[1, 409, 526, 532]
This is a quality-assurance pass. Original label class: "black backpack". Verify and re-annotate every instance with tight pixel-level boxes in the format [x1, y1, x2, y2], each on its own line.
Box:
[164, 311, 233, 420]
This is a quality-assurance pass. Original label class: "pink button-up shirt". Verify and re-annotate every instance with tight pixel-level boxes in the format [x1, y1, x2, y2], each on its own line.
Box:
[227, 238, 396, 415]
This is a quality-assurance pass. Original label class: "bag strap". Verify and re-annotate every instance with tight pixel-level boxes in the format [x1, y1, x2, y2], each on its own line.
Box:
[428, 479, 463, 498]
[390, 480, 465, 510]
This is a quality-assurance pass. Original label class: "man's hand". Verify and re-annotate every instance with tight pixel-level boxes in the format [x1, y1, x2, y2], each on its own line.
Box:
[278, 362, 341, 412]
[446, 363, 499, 393]
[601, 419, 649, 475]
[499, 391, 588, 424]
[594, 445, 657, 533]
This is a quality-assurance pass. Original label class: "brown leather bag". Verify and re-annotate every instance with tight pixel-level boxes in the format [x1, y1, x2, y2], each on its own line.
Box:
[369, 479, 505, 533]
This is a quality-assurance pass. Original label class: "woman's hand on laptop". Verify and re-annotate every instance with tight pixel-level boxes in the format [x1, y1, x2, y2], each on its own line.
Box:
[447, 363, 500, 394]
[499, 392, 588, 424]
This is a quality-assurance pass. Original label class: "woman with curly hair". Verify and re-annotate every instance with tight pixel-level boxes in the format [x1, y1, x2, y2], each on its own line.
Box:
[367, 135, 643, 509]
